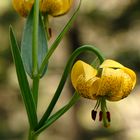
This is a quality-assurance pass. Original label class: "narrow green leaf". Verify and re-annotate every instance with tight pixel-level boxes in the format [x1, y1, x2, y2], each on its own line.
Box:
[35, 93, 80, 134]
[9, 27, 38, 129]
[21, 8, 48, 78]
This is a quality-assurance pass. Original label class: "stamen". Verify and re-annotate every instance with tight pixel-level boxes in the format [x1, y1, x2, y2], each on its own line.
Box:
[106, 111, 111, 122]
[92, 99, 101, 121]
[99, 111, 103, 121]
[91, 110, 97, 121]
[94, 99, 100, 110]
[48, 28, 52, 38]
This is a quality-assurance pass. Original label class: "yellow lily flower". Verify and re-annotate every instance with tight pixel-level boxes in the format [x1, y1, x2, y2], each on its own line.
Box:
[71, 59, 136, 127]
[71, 59, 136, 101]
[40, 0, 73, 17]
[12, 0, 73, 17]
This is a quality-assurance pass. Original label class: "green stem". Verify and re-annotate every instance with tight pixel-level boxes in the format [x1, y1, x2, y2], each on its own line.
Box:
[100, 97, 110, 127]
[32, 0, 39, 76]
[28, 129, 38, 140]
[38, 0, 82, 76]
[34, 92, 80, 135]
[43, 14, 50, 40]
[36, 45, 105, 130]
[32, 77, 40, 109]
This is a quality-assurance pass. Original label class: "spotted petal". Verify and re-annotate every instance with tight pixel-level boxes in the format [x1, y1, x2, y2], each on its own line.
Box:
[99, 68, 135, 101]
[97, 68, 123, 97]
[122, 67, 136, 88]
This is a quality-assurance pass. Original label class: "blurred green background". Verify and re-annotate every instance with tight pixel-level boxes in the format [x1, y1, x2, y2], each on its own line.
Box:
[0, 0, 140, 140]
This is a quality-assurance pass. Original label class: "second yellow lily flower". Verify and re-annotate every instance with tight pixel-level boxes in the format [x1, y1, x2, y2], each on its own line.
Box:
[12, 0, 73, 17]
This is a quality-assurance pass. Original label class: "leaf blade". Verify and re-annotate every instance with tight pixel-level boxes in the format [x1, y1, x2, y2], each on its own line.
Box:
[21, 8, 48, 78]
[9, 27, 38, 129]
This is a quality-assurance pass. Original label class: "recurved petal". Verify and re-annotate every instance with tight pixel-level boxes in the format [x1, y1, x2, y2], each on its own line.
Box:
[106, 69, 134, 101]
[71, 60, 97, 89]
[100, 59, 124, 69]
[40, 0, 73, 16]
[122, 67, 136, 88]
[76, 75, 99, 100]
[88, 77, 101, 99]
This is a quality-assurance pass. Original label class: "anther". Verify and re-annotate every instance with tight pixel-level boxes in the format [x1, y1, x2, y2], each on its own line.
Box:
[106, 111, 111, 122]
[48, 28, 52, 38]
[99, 111, 103, 121]
[91, 110, 97, 121]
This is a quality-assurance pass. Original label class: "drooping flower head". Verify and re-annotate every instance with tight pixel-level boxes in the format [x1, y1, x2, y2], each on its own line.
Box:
[71, 59, 136, 127]
[12, 0, 73, 17]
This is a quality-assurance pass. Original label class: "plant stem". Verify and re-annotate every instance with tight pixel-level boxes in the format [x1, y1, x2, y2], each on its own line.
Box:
[32, 76, 40, 109]
[10, 27, 38, 129]
[28, 129, 38, 140]
[32, 0, 39, 76]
